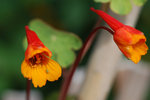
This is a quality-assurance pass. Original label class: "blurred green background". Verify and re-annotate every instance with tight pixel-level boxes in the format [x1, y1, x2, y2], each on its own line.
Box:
[0, 0, 150, 100]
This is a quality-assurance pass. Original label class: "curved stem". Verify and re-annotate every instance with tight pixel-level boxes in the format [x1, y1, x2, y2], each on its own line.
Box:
[59, 26, 114, 100]
[26, 79, 31, 100]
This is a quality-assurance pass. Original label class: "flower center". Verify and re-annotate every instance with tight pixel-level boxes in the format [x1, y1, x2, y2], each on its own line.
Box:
[29, 53, 49, 66]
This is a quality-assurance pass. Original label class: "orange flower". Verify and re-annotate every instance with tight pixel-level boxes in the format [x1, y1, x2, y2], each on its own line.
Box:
[91, 7, 148, 64]
[21, 26, 62, 87]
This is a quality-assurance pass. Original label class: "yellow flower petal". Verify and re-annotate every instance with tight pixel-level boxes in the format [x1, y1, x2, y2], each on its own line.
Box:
[132, 34, 146, 45]
[130, 51, 141, 64]
[21, 60, 32, 79]
[31, 65, 47, 88]
[130, 42, 148, 64]
[46, 59, 62, 81]
[133, 42, 148, 55]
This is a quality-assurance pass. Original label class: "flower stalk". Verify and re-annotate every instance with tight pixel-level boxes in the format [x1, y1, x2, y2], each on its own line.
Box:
[59, 26, 114, 100]
[26, 79, 31, 100]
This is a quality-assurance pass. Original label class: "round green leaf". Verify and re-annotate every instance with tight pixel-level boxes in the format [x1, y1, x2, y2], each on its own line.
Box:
[132, 0, 147, 6]
[23, 19, 82, 68]
[94, 0, 110, 3]
[110, 0, 132, 15]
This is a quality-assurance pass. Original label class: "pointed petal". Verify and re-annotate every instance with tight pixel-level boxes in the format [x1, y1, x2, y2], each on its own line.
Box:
[25, 26, 43, 45]
[90, 7, 124, 31]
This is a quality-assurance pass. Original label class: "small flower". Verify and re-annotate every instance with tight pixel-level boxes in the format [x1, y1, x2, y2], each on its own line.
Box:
[21, 26, 62, 87]
[91, 7, 148, 64]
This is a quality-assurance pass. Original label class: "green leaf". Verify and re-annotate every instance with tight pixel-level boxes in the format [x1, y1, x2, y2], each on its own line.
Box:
[94, 0, 110, 3]
[110, 0, 132, 15]
[132, 0, 147, 6]
[23, 19, 82, 68]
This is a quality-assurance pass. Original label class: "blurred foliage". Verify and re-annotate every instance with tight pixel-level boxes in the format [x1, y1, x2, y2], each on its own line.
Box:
[133, 0, 147, 6]
[94, 0, 110, 3]
[136, 0, 150, 63]
[45, 91, 75, 100]
[24, 19, 82, 68]
[94, 0, 147, 15]
[110, 0, 132, 15]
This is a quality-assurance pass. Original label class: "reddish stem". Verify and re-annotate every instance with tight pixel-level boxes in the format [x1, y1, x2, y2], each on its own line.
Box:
[26, 79, 31, 100]
[59, 26, 114, 100]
